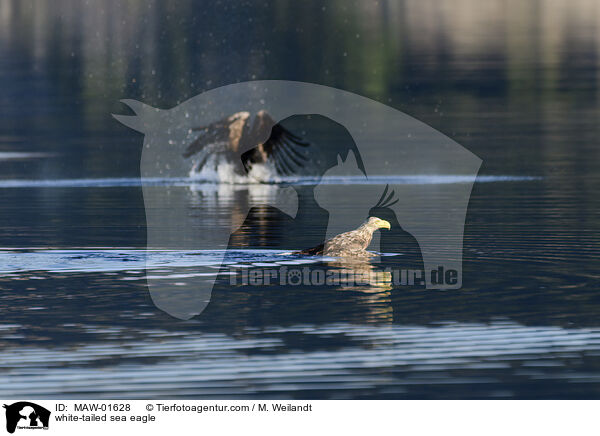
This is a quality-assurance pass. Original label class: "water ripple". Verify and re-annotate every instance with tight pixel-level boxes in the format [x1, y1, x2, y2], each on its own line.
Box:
[1, 321, 598, 399]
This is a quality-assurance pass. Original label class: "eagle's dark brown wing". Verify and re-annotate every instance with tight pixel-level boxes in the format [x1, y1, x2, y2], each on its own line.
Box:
[241, 113, 312, 176]
[296, 242, 325, 256]
[183, 110, 313, 177]
[182, 112, 250, 159]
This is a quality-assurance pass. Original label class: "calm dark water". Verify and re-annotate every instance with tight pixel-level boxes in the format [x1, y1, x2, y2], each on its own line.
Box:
[1, 0, 600, 399]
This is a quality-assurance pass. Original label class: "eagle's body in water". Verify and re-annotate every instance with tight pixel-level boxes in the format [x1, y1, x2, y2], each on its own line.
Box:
[297, 217, 391, 258]
[183, 110, 313, 178]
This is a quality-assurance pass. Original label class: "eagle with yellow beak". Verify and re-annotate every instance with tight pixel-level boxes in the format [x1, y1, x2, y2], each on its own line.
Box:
[297, 216, 391, 258]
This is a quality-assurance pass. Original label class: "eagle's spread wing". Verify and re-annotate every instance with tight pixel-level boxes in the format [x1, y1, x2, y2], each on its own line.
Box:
[182, 112, 250, 159]
[183, 110, 313, 178]
[241, 113, 312, 176]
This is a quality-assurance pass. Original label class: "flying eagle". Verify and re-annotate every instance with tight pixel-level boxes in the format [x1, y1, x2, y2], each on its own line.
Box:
[297, 216, 391, 258]
[183, 110, 313, 177]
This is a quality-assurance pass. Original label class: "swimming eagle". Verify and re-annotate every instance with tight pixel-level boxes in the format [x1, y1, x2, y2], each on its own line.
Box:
[297, 216, 391, 258]
[183, 110, 313, 177]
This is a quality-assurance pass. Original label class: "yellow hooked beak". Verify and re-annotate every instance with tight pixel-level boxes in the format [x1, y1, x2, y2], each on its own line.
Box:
[377, 219, 391, 230]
